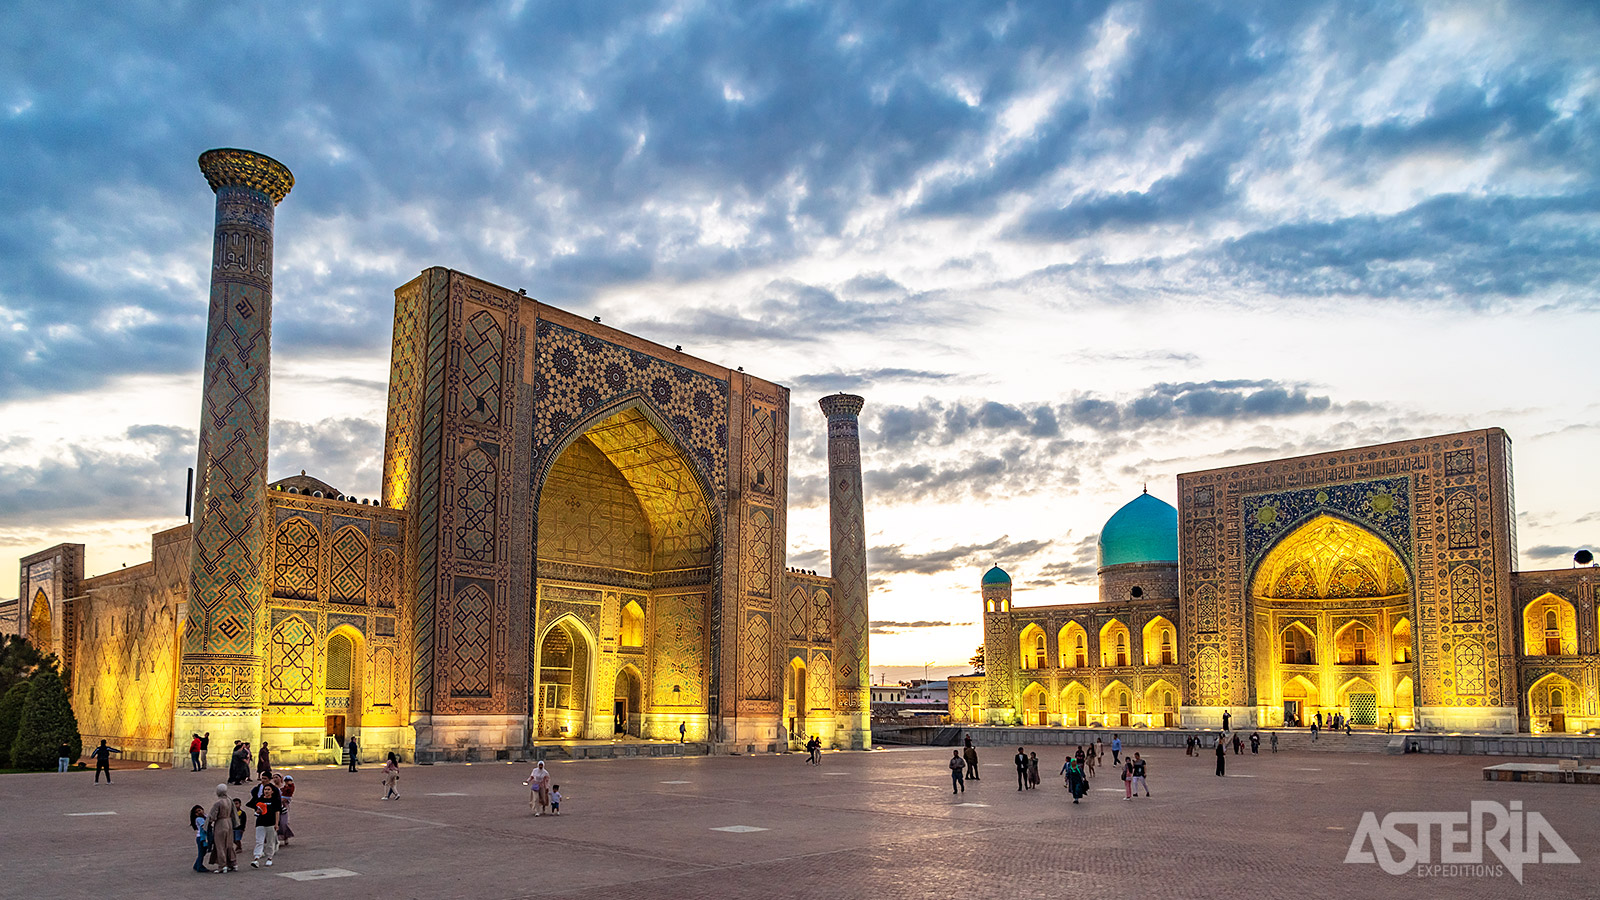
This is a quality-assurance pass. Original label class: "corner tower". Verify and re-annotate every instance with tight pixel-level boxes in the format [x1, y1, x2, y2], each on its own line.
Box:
[819, 393, 870, 749]
[176, 149, 294, 757]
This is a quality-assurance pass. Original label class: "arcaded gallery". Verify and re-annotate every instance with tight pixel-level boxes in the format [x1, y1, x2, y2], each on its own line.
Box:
[957, 430, 1600, 735]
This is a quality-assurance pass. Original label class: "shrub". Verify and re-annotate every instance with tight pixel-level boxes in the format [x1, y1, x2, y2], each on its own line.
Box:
[10, 670, 80, 770]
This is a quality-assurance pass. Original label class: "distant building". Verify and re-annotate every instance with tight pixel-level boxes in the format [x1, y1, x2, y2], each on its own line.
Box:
[869, 684, 906, 703]
[904, 680, 949, 703]
[954, 432, 1600, 735]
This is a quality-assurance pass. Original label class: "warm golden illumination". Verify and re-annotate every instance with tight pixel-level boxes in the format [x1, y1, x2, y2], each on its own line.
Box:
[1252, 514, 1408, 600]
[1058, 622, 1087, 669]
[1018, 623, 1046, 670]
[29, 589, 51, 654]
[1523, 593, 1577, 657]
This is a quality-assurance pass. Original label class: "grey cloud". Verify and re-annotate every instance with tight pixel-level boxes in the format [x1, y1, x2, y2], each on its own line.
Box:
[1523, 544, 1594, 563]
[1028, 534, 1100, 588]
[785, 368, 954, 393]
[269, 417, 386, 499]
[0, 425, 194, 526]
[870, 380, 1335, 450]
[870, 535, 1053, 576]
[1014, 149, 1239, 240]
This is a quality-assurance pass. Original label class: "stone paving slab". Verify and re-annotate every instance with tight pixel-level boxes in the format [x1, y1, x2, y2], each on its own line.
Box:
[2, 745, 1596, 899]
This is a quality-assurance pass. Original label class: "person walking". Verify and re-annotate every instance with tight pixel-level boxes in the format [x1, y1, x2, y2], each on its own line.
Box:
[810, 735, 822, 765]
[1121, 760, 1134, 800]
[527, 760, 551, 814]
[1232, 733, 1242, 755]
[230, 798, 245, 856]
[948, 750, 966, 794]
[190, 734, 203, 771]
[1064, 756, 1087, 803]
[190, 804, 211, 873]
[90, 740, 120, 783]
[1111, 735, 1122, 765]
[200, 732, 211, 770]
[1014, 747, 1029, 791]
[1250, 732, 1260, 754]
[1095, 737, 1105, 766]
[1215, 736, 1226, 777]
[256, 742, 272, 779]
[274, 774, 295, 846]
[679, 721, 687, 743]
[1271, 732, 1279, 753]
[57, 741, 72, 773]
[1083, 746, 1095, 778]
[247, 775, 283, 868]
[1028, 751, 1041, 788]
[1131, 753, 1149, 797]
[206, 784, 238, 873]
[963, 742, 980, 780]
[382, 752, 401, 801]
[347, 736, 359, 773]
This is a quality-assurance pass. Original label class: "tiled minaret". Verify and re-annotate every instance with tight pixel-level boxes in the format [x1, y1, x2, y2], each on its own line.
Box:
[819, 393, 871, 749]
[175, 149, 293, 761]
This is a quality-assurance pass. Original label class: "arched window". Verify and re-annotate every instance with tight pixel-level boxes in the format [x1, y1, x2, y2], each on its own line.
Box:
[1119, 691, 1129, 710]
[1160, 629, 1173, 665]
[326, 633, 353, 691]
[1034, 633, 1047, 669]
[1115, 634, 1128, 667]
[620, 601, 645, 648]
[1551, 689, 1564, 709]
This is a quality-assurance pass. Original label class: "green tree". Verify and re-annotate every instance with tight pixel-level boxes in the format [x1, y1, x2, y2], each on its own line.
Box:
[0, 634, 59, 696]
[0, 681, 30, 767]
[969, 645, 985, 674]
[10, 669, 80, 770]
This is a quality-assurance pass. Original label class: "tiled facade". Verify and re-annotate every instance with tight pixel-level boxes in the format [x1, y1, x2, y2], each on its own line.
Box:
[0, 151, 870, 762]
[969, 428, 1600, 735]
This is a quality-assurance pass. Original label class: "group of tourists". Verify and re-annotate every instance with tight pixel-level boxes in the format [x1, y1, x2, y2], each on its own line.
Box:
[189, 770, 297, 873]
[946, 735, 1156, 805]
[186, 733, 212, 771]
[225, 741, 273, 785]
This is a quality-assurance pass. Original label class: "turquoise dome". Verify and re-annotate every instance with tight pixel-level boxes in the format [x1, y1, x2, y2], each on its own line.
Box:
[1097, 493, 1178, 567]
[981, 565, 1011, 585]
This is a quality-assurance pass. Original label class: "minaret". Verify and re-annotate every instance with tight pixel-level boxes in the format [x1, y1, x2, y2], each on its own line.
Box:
[819, 393, 870, 749]
[175, 149, 293, 763]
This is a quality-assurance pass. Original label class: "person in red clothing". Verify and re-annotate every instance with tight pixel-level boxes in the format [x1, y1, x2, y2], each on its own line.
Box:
[189, 734, 203, 771]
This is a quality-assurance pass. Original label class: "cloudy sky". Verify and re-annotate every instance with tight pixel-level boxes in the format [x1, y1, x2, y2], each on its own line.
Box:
[3, 1, 1598, 677]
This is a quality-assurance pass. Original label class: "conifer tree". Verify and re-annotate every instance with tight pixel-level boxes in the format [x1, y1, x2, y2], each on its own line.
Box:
[0, 681, 30, 767]
[10, 669, 80, 770]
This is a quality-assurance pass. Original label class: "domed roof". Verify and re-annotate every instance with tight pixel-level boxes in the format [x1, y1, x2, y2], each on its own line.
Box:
[981, 565, 1011, 585]
[1097, 491, 1178, 567]
[269, 470, 343, 497]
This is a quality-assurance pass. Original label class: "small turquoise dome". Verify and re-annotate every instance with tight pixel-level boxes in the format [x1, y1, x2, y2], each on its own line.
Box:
[1097, 492, 1178, 567]
[981, 565, 1011, 585]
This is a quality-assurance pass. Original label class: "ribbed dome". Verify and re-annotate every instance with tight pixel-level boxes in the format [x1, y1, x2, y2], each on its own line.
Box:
[981, 565, 1011, 585]
[1097, 492, 1178, 567]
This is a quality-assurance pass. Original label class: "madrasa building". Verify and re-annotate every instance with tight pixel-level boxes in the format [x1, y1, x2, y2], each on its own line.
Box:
[0, 149, 871, 763]
[953, 431, 1600, 735]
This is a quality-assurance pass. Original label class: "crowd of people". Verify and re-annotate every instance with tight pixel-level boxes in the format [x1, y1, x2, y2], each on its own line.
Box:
[189, 770, 297, 873]
[946, 734, 1158, 805]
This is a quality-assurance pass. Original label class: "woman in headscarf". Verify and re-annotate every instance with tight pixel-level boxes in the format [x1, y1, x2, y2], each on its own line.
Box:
[527, 760, 552, 816]
[206, 784, 238, 873]
[274, 774, 295, 845]
[257, 742, 272, 778]
[228, 742, 250, 785]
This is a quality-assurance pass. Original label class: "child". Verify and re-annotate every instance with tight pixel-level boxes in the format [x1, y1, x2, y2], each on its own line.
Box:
[190, 804, 210, 873]
[231, 798, 246, 854]
[550, 785, 562, 815]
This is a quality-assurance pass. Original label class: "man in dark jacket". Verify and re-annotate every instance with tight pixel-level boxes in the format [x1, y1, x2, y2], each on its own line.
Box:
[347, 736, 359, 772]
[90, 740, 120, 783]
[1014, 747, 1030, 790]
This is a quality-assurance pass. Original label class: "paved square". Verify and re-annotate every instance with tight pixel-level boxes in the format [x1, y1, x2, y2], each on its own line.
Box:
[2, 746, 1594, 898]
